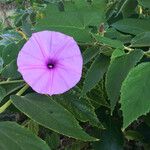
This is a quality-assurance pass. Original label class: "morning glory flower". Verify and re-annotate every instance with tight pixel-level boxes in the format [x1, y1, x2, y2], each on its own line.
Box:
[17, 31, 83, 95]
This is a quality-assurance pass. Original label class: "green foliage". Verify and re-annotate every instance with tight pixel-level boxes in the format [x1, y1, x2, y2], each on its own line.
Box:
[0, 81, 24, 103]
[82, 54, 110, 95]
[0, 121, 50, 150]
[2, 40, 24, 66]
[138, 0, 150, 9]
[1, 60, 21, 79]
[87, 82, 109, 108]
[106, 49, 144, 113]
[0, 31, 22, 46]
[83, 47, 100, 65]
[35, 0, 106, 42]
[120, 62, 150, 129]
[112, 19, 150, 35]
[131, 32, 150, 47]
[45, 132, 60, 150]
[92, 108, 124, 150]
[54, 92, 103, 128]
[11, 93, 97, 141]
[0, 0, 150, 149]
[93, 34, 124, 49]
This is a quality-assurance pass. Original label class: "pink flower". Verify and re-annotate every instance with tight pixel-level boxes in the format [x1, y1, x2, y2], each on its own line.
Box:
[17, 31, 83, 95]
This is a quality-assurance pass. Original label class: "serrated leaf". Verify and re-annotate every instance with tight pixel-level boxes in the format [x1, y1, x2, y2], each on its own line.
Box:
[112, 19, 150, 35]
[53, 92, 103, 128]
[120, 62, 150, 129]
[35, 0, 106, 42]
[131, 32, 150, 47]
[106, 49, 144, 113]
[87, 83, 109, 108]
[82, 55, 110, 95]
[0, 121, 50, 150]
[11, 93, 97, 141]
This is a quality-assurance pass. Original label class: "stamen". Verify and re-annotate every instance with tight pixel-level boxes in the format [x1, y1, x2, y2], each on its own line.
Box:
[47, 63, 54, 69]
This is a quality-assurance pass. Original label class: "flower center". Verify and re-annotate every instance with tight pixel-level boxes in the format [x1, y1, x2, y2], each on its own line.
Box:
[47, 63, 55, 69]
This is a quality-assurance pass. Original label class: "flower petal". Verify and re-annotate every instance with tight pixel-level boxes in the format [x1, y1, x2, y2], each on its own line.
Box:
[17, 31, 83, 95]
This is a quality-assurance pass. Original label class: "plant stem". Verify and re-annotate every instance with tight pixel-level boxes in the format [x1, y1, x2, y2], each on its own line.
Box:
[17, 30, 28, 40]
[115, 0, 129, 17]
[0, 84, 29, 114]
[0, 80, 24, 85]
[144, 51, 150, 58]
[124, 46, 150, 58]
[124, 46, 134, 52]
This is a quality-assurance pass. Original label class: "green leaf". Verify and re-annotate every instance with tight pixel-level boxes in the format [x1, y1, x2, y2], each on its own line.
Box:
[136, 122, 150, 143]
[83, 47, 100, 65]
[120, 62, 150, 129]
[0, 45, 4, 56]
[65, 140, 86, 150]
[0, 30, 22, 46]
[1, 60, 21, 79]
[87, 83, 109, 109]
[111, 48, 125, 60]
[11, 93, 97, 141]
[0, 57, 3, 71]
[0, 82, 24, 103]
[93, 34, 124, 49]
[92, 109, 124, 150]
[0, 87, 6, 103]
[105, 28, 132, 44]
[22, 17, 32, 37]
[106, 49, 144, 113]
[138, 0, 150, 9]
[35, 0, 106, 42]
[82, 55, 110, 95]
[112, 19, 150, 35]
[92, 127, 123, 150]
[131, 32, 150, 47]
[143, 114, 150, 127]
[26, 120, 39, 135]
[54, 92, 103, 128]
[2, 43, 19, 66]
[122, 0, 138, 18]
[0, 121, 50, 150]
[45, 132, 60, 150]
[2, 40, 24, 66]
[124, 130, 144, 141]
